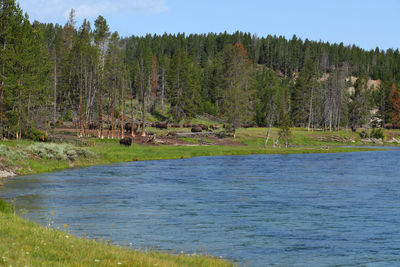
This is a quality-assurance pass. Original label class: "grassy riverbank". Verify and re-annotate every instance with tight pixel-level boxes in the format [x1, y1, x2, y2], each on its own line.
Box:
[90, 139, 378, 163]
[1, 127, 393, 178]
[0, 200, 232, 267]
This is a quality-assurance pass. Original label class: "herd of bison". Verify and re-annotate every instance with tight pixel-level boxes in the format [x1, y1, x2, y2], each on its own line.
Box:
[106, 121, 222, 146]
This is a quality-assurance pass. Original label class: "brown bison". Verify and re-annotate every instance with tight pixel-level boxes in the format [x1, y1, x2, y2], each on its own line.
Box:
[384, 123, 394, 129]
[191, 126, 202, 133]
[109, 123, 120, 131]
[241, 123, 256, 128]
[89, 122, 99, 130]
[183, 122, 192, 128]
[209, 124, 220, 130]
[170, 123, 181, 128]
[198, 124, 208, 131]
[155, 121, 168, 129]
[124, 122, 138, 133]
[119, 136, 132, 146]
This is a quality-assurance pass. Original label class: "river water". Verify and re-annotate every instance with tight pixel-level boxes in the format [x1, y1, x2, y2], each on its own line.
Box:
[1, 150, 400, 266]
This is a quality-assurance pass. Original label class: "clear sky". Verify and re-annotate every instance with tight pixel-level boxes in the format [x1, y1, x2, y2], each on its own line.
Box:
[17, 0, 399, 51]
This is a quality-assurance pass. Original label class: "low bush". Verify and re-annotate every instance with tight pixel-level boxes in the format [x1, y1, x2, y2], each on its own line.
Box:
[359, 130, 368, 139]
[359, 128, 385, 140]
[0, 145, 27, 160]
[26, 143, 93, 161]
[370, 128, 385, 140]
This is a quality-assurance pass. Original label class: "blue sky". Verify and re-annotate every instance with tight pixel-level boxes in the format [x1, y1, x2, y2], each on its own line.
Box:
[18, 0, 399, 51]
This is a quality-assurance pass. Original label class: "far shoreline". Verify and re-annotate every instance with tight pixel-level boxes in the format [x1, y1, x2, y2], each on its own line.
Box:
[0, 140, 386, 184]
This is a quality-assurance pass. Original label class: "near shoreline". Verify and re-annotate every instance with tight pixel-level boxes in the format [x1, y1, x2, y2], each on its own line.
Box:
[0, 137, 384, 182]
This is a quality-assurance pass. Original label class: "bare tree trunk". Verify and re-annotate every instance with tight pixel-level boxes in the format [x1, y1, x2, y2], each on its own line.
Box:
[121, 113, 124, 139]
[17, 86, 21, 140]
[264, 114, 274, 147]
[53, 52, 57, 123]
[98, 93, 103, 138]
[121, 77, 125, 139]
[111, 100, 115, 139]
[130, 95, 135, 137]
[79, 85, 84, 138]
[1, 42, 5, 135]
[116, 115, 120, 139]
[307, 85, 314, 131]
[265, 126, 272, 148]
[161, 67, 165, 112]
[106, 98, 110, 139]
[141, 89, 146, 136]
[98, 43, 106, 139]
[79, 52, 85, 137]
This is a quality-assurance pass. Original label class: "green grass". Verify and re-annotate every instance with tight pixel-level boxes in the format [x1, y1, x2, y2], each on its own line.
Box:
[0, 199, 233, 267]
[178, 137, 200, 144]
[87, 139, 379, 167]
[235, 127, 400, 147]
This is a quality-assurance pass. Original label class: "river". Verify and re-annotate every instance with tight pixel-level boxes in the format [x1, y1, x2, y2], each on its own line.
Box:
[1, 149, 400, 266]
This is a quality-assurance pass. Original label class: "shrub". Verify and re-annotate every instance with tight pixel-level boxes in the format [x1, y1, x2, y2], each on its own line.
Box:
[26, 143, 93, 161]
[60, 110, 72, 122]
[359, 130, 368, 139]
[359, 128, 385, 140]
[22, 128, 48, 142]
[370, 128, 385, 140]
[0, 145, 27, 160]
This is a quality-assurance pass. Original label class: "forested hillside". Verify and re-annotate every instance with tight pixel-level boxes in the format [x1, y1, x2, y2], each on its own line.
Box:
[2, 0, 400, 140]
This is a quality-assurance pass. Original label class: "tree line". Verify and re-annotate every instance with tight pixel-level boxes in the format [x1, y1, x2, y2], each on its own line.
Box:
[1, 0, 400, 140]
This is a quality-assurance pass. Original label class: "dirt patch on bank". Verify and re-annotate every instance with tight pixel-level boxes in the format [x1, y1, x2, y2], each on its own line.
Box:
[311, 135, 356, 143]
[131, 134, 245, 146]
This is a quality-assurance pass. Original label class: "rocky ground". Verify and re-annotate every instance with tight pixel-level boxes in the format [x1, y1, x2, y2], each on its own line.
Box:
[0, 170, 16, 180]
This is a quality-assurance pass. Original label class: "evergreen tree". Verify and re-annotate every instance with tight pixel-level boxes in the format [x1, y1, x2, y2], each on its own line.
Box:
[349, 75, 370, 131]
[221, 43, 251, 133]
[389, 84, 400, 128]
[167, 48, 190, 120]
[278, 87, 291, 148]
[94, 15, 110, 138]
[1, 1, 50, 138]
[290, 59, 318, 127]
[253, 67, 282, 127]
